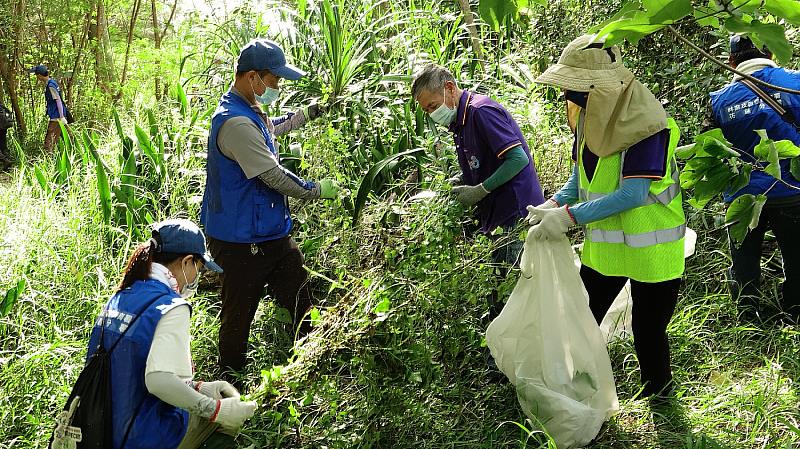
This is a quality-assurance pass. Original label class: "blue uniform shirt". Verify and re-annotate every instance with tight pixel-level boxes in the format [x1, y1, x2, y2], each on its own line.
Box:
[710, 67, 800, 202]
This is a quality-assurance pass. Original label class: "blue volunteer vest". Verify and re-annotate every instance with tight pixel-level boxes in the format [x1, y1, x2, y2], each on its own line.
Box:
[710, 67, 800, 202]
[44, 79, 68, 120]
[201, 90, 293, 243]
[86, 280, 190, 449]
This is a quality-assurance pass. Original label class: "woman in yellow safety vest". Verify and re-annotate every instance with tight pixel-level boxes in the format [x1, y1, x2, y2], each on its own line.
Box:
[527, 35, 686, 398]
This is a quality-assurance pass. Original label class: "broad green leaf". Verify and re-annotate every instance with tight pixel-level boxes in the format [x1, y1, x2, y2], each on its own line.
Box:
[730, 0, 762, 14]
[353, 148, 424, 225]
[687, 163, 737, 209]
[725, 193, 767, 248]
[595, 11, 664, 45]
[589, 0, 643, 34]
[693, 5, 720, 28]
[723, 18, 793, 62]
[479, 0, 518, 31]
[729, 163, 753, 194]
[763, 0, 800, 26]
[753, 129, 784, 179]
[642, 0, 692, 25]
[792, 156, 800, 180]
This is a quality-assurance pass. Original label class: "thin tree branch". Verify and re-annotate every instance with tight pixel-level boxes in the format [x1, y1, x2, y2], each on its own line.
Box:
[666, 25, 800, 95]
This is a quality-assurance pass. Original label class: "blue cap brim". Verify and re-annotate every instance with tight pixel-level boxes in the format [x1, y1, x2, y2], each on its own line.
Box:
[271, 63, 306, 81]
[201, 253, 224, 273]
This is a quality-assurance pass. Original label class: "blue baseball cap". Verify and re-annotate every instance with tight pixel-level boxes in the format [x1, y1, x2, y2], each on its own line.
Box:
[235, 39, 306, 80]
[151, 219, 223, 273]
[729, 35, 768, 56]
[28, 65, 48, 76]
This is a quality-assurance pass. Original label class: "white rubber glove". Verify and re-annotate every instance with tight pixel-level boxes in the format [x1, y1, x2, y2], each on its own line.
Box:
[212, 397, 258, 430]
[529, 206, 575, 240]
[197, 380, 240, 400]
[525, 200, 559, 224]
[452, 183, 490, 206]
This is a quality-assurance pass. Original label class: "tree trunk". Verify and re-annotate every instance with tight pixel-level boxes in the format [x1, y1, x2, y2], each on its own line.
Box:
[457, 0, 485, 71]
[0, 53, 27, 140]
[68, 13, 92, 106]
[151, 0, 162, 100]
[94, 0, 116, 92]
[118, 0, 142, 96]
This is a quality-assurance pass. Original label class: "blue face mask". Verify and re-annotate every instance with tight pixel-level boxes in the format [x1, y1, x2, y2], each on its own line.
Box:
[251, 76, 280, 105]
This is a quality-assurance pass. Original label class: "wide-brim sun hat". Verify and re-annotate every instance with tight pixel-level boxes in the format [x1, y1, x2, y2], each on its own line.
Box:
[535, 34, 633, 92]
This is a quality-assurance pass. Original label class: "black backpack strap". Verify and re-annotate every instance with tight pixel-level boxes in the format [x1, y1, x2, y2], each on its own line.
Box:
[740, 78, 800, 129]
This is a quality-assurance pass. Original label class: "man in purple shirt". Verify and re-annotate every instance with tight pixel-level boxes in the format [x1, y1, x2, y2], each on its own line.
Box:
[412, 64, 544, 371]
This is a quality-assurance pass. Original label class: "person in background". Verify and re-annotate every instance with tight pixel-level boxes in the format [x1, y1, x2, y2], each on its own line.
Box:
[84, 219, 256, 449]
[411, 64, 545, 371]
[201, 39, 340, 386]
[529, 34, 686, 398]
[708, 35, 800, 324]
[0, 103, 13, 170]
[28, 64, 70, 152]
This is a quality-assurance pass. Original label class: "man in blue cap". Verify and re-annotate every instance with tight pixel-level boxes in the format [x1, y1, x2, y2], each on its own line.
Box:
[28, 64, 71, 152]
[201, 39, 340, 382]
[708, 35, 800, 323]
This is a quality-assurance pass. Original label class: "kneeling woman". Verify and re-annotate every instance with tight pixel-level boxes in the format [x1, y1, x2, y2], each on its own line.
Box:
[528, 35, 686, 398]
[87, 219, 256, 448]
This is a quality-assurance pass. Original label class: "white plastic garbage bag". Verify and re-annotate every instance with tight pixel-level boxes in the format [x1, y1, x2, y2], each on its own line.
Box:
[577, 227, 698, 342]
[486, 235, 619, 448]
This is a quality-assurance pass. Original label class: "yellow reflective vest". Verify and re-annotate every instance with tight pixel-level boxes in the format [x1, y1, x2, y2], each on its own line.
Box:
[578, 116, 686, 283]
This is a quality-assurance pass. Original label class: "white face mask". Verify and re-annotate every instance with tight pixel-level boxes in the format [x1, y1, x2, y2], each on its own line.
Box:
[180, 260, 200, 299]
[429, 86, 456, 126]
[251, 75, 280, 105]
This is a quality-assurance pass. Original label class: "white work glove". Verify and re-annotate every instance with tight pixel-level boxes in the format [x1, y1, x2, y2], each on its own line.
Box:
[525, 200, 559, 224]
[212, 397, 258, 430]
[57, 117, 67, 124]
[529, 206, 575, 241]
[452, 183, 490, 206]
[197, 380, 240, 400]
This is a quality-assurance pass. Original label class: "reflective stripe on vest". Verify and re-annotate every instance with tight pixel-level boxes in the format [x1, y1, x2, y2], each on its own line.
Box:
[589, 223, 685, 248]
[578, 159, 681, 205]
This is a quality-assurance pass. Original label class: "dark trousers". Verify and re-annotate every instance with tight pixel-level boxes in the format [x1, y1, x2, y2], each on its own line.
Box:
[487, 226, 524, 320]
[208, 236, 312, 374]
[728, 202, 800, 321]
[44, 120, 64, 152]
[581, 265, 680, 397]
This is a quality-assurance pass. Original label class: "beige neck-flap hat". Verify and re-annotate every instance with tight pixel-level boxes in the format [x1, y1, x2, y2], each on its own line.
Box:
[536, 34, 667, 157]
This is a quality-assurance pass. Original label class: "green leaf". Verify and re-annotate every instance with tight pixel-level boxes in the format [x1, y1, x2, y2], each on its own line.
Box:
[687, 163, 737, 209]
[642, 0, 692, 24]
[589, 0, 642, 34]
[729, 163, 753, 194]
[479, 0, 518, 32]
[791, 156, 800, 180]
[723, 18, 793, 63]
[0, 280, 24, 318]
[693, 5, 720, 28]
[595, 11, 664, 46]
[753, 129, 784, 179]
[352, 148, 424, 225]
[763, 0, 800, 26]
[725, 193, 767, 248]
